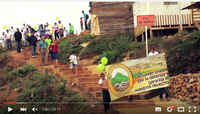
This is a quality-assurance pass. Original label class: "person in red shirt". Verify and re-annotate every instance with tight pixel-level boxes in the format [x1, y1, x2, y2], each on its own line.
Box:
[49, 40, 59, 66]
[80, 17, 83, 31]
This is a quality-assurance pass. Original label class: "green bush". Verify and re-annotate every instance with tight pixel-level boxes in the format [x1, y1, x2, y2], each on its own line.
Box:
[8, 64, 36, 79]
[80, 33, 134, 64]
[0, 77, 7, 86]
[166, 30, 200, 76]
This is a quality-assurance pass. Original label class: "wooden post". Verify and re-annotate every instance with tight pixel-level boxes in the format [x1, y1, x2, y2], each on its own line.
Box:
[150, 27, 153, 40]
[145, 26, 148, 57]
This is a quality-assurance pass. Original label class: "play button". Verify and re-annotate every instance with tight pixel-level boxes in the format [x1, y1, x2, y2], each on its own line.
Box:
[8, 107, 13, 112]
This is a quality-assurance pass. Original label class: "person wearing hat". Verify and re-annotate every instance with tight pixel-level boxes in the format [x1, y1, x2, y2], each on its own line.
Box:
[98, 71, 111, 113]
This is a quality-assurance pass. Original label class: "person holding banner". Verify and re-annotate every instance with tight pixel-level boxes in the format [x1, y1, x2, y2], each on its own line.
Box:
[98, 72, 111, 113]
[148, 48, 159, 56]
[149, 48, 170, 101]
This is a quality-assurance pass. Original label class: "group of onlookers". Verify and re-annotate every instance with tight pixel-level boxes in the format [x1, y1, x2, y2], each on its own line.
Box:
[80, 10, 90, 31]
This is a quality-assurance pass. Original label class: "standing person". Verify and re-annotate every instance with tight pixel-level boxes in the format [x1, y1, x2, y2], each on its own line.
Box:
[29, 32, 38, 57]
[148, 48, 159, 56]
[14, 28, 22, 53]
[80, 17, 84, 31]
[82, 10, 89, 30]
[24, 28, 30, 46]
[21, 24, 27, 32]
[5, 29, 12, 50]
[69, 23, 74, 35]
[0, 32, 6, 48]
[9, 26, 15, 41]
[45, 34, 52, 47]
[98, 72, 111, 113]
[39, 38, 48, 65]
[53, 22, 59, 40]
[58, 20, 64, 38]
[69, 53, 78, 75]
[39, 24, 45, 38]
[49, 40, 59, 66]
[63, 27, 68, 37]
[148, 48, 170, 101]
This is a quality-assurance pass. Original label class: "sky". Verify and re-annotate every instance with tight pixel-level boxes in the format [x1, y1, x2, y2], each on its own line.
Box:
[0, 0, 198, 33]
[0, 0, 90, 34]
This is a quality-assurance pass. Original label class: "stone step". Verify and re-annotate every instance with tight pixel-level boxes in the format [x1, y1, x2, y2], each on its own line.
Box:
[79, 83, 101, 89]
[79, 81, 99, 86]
[87, 87, 102, 92]
[78, 77, 99, 82]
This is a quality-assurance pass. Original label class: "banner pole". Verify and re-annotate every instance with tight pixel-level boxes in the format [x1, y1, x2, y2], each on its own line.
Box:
[145, 26, 148, 57]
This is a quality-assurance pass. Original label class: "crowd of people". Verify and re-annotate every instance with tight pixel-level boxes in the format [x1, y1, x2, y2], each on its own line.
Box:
[0, 10, 89, 65]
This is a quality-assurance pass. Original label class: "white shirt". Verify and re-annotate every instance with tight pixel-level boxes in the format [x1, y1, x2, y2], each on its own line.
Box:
[58, 23, 63, 29]
[5, 32, 12, 40]
[69, 54, 78, 65]
[148, 51, 159, 56]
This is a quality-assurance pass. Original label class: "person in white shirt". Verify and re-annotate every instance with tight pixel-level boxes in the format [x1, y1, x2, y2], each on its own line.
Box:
[58, 20, 64, 38]
[148, 48, 159, 56]
[5, 30, 12, 49]
[69, 54, 79, 75]
[9, 26, 15, 41]
[0, 32, 6, 48]
[63, 27, 68, 37]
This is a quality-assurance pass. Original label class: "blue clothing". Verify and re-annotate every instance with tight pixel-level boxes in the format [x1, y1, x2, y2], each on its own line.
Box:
[16, 41, 21, 53]
[52, 52, 58, 60]
[39, 40, 48, 49]
[32, 45, 36, 56]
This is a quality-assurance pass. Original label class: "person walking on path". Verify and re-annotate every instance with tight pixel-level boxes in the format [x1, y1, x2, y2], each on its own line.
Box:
[49, 40, 59, 66]
[14, 28, 22, 53]
[53, 22, 59, 40]
[82, 10, 89, 30]
[98, 72, 111, 113]
[80, 17, 84, 31]
[29, 32, 38, 57]
[5, 29, 12, 50]
[39, 38, 48, 65]
[58, 20, 64, 38]
[69, 23, 74, 35]
[69, 53, 78, 75]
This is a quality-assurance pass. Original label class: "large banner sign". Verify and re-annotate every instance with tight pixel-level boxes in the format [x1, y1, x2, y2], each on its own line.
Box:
[107, 53, 169, 101]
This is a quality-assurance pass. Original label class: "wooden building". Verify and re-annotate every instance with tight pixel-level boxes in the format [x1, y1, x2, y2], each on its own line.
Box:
[133, 1, 196, 40]
[182, 2, 200, 30]
[89, 2, 134, 35]
[90, 2, 198, 39]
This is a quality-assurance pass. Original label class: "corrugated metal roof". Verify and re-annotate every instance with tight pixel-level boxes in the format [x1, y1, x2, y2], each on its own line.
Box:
[182, 2, 200, 10]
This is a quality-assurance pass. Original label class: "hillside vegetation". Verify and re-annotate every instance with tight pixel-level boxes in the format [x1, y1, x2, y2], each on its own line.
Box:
[58, 30, 200, 76]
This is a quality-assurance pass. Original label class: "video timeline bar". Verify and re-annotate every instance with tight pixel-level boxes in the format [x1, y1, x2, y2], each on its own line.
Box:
[2, 101, 93, 105]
